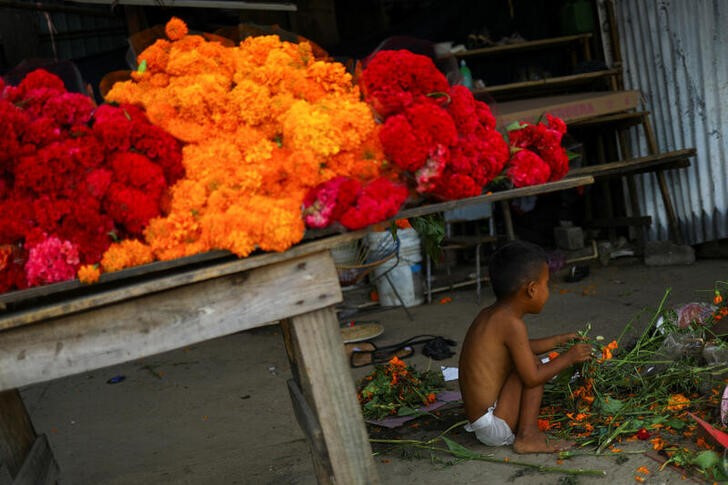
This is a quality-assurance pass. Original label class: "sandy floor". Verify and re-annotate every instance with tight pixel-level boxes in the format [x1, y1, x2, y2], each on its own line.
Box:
[18, 257, 728, 484]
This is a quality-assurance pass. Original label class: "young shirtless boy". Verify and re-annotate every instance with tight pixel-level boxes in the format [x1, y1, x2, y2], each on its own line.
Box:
[459, 241, 592, 453]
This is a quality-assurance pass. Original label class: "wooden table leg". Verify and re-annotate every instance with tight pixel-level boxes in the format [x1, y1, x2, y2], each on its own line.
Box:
[0, 389, 58, 483]
[281, 306, 379, 485]
[500, 201, 516, 241]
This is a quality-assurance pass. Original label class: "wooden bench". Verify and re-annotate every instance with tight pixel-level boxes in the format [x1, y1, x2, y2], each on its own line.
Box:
[567, 148, 696, 244]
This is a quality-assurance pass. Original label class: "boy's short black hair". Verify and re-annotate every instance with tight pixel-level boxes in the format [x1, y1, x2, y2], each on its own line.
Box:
[488, 240, 547, 300]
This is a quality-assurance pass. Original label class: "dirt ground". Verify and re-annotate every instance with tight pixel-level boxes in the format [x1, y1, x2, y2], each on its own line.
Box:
[19, 257, 728, 484]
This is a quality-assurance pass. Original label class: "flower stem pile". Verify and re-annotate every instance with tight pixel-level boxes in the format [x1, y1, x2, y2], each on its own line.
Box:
[357, 356, 444, 420]
[541, 290, 728, 481]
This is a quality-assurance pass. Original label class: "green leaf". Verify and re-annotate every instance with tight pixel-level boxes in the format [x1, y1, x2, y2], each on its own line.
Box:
[397, 406, 419, 416]
[137, 59, 147, 74]
[691, 450, 720, 470]
[663, 417, 686, 430]
[505, 120, 527, 132]
[410, 215, 445, 264]
[441, 436, 482, 460]
[566, 150, 580, 161]
[599, 397, 623, 414]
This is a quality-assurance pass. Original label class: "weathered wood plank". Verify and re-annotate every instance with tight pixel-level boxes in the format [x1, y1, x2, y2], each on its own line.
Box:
[11, 435, 58, 485]
[286, 379, 333, 483]
[288, 307, 379, 484]
[0, 390, 35, 478]
[395, 176, 594, 220]
[567, 149, 695, 179]
[0, 464, 11, 485]
[588, 216, 652, 228]
[0, 232, 362, 330]
[0, 251, 341, 392]
[473, 69, 621, 97]
[568, 110, 647, 128]
[0, 250, 231, 308]
[455, 33, 591, 58]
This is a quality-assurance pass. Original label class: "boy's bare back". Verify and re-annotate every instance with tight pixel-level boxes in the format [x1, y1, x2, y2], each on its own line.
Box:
[459, 304, 524, 422]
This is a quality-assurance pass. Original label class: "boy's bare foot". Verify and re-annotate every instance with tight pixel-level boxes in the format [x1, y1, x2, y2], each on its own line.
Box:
[513, 431, 573, 454]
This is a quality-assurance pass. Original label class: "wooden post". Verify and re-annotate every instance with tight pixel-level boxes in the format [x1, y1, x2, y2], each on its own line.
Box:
[640, 113, 684, 244]
[0, 390, 35, 477]
[500, 201, 516, 241]
[281, 307, 379, 484]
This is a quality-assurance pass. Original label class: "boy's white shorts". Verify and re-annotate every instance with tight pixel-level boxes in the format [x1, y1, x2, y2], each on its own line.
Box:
[464, 402, 515, 446]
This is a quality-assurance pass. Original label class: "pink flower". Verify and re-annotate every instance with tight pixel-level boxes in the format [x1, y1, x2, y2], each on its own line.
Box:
[25, 234, 80, 286]
[302, 176, 362, 229]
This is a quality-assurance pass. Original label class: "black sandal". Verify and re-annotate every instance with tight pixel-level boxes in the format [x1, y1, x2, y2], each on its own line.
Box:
[349, 335, 456, 367]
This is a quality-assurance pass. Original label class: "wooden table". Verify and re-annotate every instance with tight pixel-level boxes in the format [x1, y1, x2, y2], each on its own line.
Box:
[0, 176, 594, 484]
[0, 232, 377, 484]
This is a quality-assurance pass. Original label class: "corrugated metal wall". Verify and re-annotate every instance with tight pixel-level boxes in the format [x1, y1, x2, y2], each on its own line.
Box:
[616, 0, 728, 244]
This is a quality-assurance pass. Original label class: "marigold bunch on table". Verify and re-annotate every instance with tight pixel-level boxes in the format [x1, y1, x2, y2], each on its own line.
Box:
[357, 356, 444, 420]
[106, 17, 394, 264]
[0, 70, 183, 291]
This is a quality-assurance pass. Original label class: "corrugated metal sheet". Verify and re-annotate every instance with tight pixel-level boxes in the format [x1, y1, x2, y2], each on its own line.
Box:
[616, 0, 728, 244]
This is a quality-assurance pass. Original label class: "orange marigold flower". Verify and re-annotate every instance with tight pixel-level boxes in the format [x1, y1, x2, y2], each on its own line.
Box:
[714, 292, 723, 305]
[651, 437, 666, 451]
[696, 437, 713, 449]
[636, 466, 650, 475]
[666, 393, 690, 411]
[427, 392, 436, 404]
[101, 240, 154, 273]
[0, 245, 11, 271]
[634, 477, 645, 483]
[77, 264, 101, 284]
[165, 17, 188, 41]
[537, 419, 551, 431]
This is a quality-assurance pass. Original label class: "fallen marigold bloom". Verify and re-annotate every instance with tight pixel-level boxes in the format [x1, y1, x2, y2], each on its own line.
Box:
[537, 419, 551, 431]
[666, 393, 690, 411]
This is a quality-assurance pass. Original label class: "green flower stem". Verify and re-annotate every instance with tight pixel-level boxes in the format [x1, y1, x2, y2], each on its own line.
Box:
[425, 444, 606, 476]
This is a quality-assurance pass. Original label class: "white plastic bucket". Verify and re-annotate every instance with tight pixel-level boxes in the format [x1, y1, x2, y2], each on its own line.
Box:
[367, 228, 424, 307]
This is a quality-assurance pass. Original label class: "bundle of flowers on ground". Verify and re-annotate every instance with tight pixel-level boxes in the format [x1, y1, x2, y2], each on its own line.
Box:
[105, 17, 396, 266]
[0, 70, 183, 292]
[361, 50, 511, 200]
[541, 290, 728, 482]
[357, 356, 444, 420]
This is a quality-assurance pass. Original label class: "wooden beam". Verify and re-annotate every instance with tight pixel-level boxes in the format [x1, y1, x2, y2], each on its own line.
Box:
[0, 231, 363, 330]
[568, 111, 648, 128]
[473, 69, 621, 98]
[0, 390, 35, 478]
[287, 307, 379, 484]
[10, 435, 58, 485]
[587, 216, 652, 228]
[70, 0, 298, 11]
[395, 176, 594, 220]
[455, 33, 592, 59]
[0, 250, 341, 392]
[567, 149, 695, 179]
